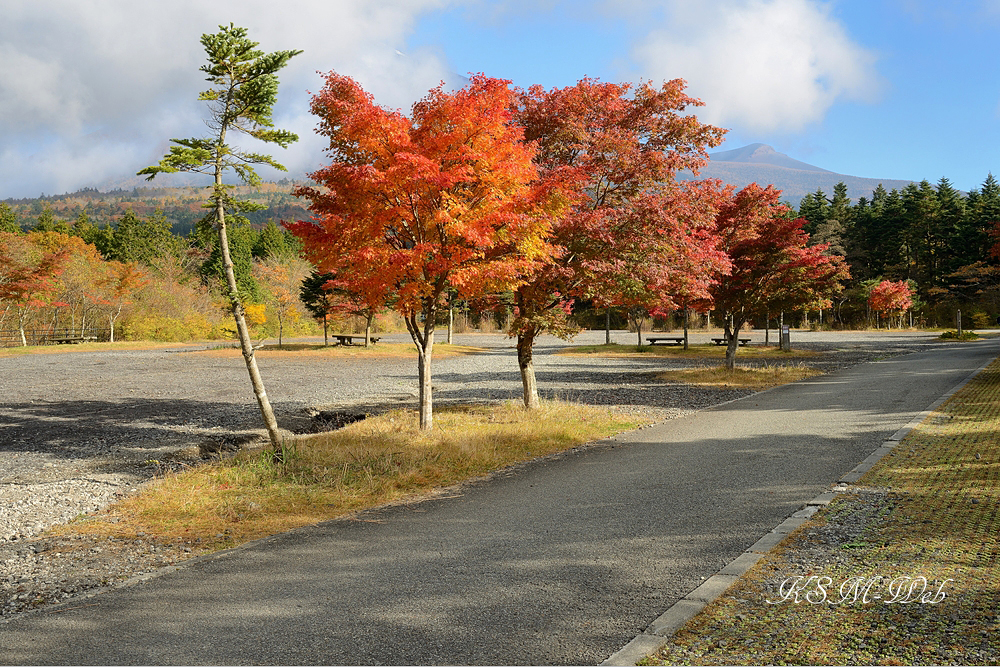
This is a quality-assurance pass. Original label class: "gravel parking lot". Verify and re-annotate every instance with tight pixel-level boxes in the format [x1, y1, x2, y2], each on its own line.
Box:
[0, 328, 945, 620]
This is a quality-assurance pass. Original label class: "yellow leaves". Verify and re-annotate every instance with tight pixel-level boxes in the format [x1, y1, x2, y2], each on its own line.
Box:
[244, 303, 267, 326]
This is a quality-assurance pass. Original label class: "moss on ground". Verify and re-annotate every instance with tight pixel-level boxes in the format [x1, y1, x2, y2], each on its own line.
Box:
[646, 358, 1000, 665]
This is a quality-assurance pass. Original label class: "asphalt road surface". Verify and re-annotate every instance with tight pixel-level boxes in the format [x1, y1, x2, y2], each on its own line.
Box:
[3, 337, 998, 665]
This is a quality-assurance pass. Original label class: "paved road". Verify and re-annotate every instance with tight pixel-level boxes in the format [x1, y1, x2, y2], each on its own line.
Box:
[3, 338, 997, 665]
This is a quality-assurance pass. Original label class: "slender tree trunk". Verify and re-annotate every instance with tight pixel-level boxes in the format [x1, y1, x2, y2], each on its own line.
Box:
[725, 316, 745, 371]
[683, 307, 689, 350]
[405, 302, 436, 430]
[215, 174, 282, 450]
[765, 313, 770, 346]
[605, 308, 611, 345]
[323, 314, 328, 346]
[364, 311, 373, 348]
[447, 303, 453, 344]
[517, 327, 540, 409]
[636, 315, 643, 347]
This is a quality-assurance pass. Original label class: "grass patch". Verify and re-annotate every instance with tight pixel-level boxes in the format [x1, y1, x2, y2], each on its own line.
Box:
[52, 401, 646, 550]
[645, 357, 1000, 665]
[189, 342, 486, 359]
[939, 330, 981, 341]
[654, 364, 822, 390]
[561, 342, 820, 359]
[0, 341, 200, 357]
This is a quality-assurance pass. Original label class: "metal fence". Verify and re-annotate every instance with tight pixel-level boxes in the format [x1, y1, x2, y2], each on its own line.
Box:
[0, 328, 112, 348]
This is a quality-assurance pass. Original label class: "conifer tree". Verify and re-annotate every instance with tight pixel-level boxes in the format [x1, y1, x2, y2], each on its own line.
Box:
[139, 24, 301, 450]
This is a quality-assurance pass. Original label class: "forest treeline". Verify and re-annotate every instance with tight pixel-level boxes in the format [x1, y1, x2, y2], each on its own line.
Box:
[796, 176, 1000, 327]
[2, 172, 999, 346]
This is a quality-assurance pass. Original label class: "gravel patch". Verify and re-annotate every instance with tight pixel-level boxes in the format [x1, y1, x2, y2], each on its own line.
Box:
[0, 330, 935, 621]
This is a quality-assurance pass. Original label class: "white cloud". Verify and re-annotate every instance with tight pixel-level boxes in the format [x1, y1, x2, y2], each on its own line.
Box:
[0, 0, 461, 198]
[628, 0, 881, 134]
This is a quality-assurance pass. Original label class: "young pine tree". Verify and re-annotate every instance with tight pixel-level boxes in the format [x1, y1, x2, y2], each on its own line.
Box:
[139, 24, 301, 451]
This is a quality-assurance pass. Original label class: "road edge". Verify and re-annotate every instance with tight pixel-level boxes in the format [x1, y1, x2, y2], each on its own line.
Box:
[601, 350, 998, 667]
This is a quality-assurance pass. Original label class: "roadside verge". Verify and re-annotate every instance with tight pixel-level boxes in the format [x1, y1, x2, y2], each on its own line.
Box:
[606, 352, 1000, 666]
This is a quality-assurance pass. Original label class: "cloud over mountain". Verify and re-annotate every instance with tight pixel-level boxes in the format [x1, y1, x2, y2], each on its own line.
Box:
[629, 0, 881, 133]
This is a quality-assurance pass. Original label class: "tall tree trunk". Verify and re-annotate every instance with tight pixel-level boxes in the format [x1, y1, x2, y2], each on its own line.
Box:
[683, 307, 689, 350]
[447, 303, 454, 344]
[605, 307, 611, 345]
[517, 328, 540, 409]
[725, 316, 745, 371]
[405, 302, 436, 430]
[215, 181, 282, 450]
[323, 314, 328, 346]
[364, 311, 373, 347]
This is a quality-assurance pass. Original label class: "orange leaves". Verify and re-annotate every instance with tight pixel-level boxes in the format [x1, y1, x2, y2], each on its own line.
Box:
[290, 72, 555, 314]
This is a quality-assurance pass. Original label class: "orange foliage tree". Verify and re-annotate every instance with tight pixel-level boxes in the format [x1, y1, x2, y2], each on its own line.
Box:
[289, 73, 558, 429]
[868, 279, 913, 328]
[94, 261, 149, 343]
[0, 232, 70, 345]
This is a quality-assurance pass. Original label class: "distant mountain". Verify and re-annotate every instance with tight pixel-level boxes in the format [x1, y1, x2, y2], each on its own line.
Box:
[683, 143, 917, 206]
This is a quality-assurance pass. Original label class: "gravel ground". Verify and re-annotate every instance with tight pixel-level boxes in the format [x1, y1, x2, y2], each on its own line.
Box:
[0, 329, 940, 622]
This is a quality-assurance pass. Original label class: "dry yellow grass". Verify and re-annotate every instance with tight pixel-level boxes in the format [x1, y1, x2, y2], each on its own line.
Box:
[188, 342, 486, 359]
[55, 401, 646, 549]
[655, 364, 822, 390]
[645, 359, 1000, 665]
[0, 340, 201, 357]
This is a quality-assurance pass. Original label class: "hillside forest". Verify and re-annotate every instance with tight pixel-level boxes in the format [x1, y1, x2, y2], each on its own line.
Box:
[2, 170, 999, 348]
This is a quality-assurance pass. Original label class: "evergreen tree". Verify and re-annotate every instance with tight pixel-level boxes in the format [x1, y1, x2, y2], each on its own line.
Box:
[201, 216, 263, 302]
[0, 202, 20, 233]
[33, 207, 69, 233]
[252, 219, 288, 260]
[798, 188, 829, 235]
[139, 24, 301, 450]
[300, 270, 337, 345]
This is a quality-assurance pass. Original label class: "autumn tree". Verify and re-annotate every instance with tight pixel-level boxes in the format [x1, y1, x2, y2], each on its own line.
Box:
[290, 73, 553, 429]
[868, 279, 913, 329]
[139, 24, 301, 449]
[253, 256, 310, 347]
[712, 184, 849, 370]
[0, 233, 70, 345]
[508, 78, 727, 406]
[95, 261, 149, 342]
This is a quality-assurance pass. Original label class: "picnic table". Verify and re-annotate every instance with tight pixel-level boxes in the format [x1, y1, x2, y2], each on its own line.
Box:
[711, 337, 751, 346]
[645, 336, 685, 346]
[46, 335, 98, 345]
[333, 334, 381, 346]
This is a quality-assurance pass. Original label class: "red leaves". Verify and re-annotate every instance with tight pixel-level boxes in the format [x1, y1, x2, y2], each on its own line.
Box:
[0, 232, 70, 306]
[869, 280, 913, 314]
[711, 183, 850, 319]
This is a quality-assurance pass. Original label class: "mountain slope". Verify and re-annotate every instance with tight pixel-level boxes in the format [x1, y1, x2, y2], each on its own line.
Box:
[684, 143, 917, 206]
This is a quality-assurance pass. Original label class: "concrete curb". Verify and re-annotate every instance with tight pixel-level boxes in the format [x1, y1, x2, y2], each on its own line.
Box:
[601, 353, 997, 667]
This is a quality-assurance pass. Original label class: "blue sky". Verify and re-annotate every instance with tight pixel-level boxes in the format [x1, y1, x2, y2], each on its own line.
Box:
[2, 0, 999, 199]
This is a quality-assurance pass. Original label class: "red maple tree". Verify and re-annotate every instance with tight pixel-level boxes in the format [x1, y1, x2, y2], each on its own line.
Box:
[288, 73, 557, 429]
[0, 232, 70, 345]
[868, 280, 913, 328]
[509, 78, 728, 406]
[711, 183, 850, 369]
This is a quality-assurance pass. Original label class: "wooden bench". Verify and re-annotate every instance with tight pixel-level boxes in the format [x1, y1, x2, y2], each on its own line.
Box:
[46, 335, 98, 345]
[646, 336, 685, 346]
[333, 334, 381, 346]
[712, 337, 751, 346]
